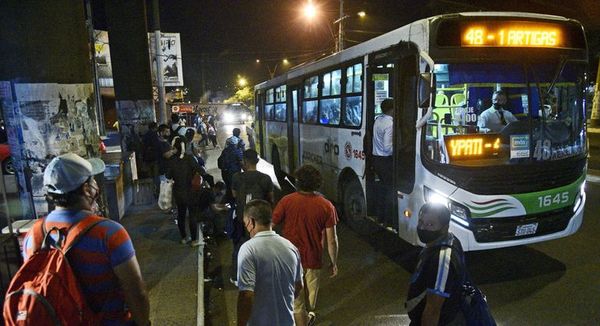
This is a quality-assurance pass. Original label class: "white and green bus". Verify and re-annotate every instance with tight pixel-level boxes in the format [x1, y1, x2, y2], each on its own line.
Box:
[254, 12, 588, 250]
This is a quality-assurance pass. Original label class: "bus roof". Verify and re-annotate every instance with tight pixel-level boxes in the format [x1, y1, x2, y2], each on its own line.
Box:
[255, 11, 578, 91]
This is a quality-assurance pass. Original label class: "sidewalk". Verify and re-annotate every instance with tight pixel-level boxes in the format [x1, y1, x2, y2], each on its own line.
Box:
[120, 203, 199, 325]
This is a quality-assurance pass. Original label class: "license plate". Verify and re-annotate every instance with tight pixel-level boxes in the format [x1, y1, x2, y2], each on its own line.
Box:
[515, 223, 538, 236]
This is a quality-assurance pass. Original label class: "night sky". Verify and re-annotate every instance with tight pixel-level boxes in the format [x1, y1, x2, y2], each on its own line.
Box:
[94, 0, 600, 102]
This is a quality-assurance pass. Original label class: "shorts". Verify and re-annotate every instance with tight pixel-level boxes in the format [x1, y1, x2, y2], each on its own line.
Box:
[294, 268, 321, 314]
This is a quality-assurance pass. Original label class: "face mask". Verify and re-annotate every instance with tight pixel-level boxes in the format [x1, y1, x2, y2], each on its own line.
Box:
[244, 218, 255, 236]
[417, 228, 443, 244]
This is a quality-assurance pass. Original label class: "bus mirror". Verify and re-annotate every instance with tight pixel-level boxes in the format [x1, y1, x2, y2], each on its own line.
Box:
[418, 73, 434, 108]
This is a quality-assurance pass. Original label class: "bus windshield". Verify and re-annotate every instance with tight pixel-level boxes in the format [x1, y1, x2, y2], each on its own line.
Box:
[423, 61, 586, 166]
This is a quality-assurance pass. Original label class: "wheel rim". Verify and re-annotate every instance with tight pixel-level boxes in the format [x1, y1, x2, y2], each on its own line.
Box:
[345, 185, 365, 222]
[4, 158, 14, 174]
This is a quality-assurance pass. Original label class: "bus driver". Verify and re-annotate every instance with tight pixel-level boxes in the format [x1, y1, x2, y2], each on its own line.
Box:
[477, 90, 517, 133]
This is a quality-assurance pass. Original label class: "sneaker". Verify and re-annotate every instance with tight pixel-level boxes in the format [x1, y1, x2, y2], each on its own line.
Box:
[180, 237, 191, 245]
[190, 240, 202, 247]
[308, 312, 316, 326]
[229, 277, 238, 287]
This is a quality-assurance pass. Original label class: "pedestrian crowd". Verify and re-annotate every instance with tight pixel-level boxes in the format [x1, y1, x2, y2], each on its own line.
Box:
[4, 111, 493, 326]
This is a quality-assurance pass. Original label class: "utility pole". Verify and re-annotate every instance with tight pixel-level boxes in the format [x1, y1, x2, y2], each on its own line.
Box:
[152, 0, 167, 124]
[338, 0, 344, 52]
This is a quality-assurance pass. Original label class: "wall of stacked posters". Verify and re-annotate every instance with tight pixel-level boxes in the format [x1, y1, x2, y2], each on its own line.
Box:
[0, 82, 99, 217]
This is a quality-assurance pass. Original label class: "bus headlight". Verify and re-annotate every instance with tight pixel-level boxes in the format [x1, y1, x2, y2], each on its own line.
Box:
[241, 113, 247, 120]
[423, 186, 448, 206]
[423, 186, 470, 224]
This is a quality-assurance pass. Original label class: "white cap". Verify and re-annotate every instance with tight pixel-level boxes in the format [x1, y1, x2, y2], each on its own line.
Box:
[43, 153, 105, 194]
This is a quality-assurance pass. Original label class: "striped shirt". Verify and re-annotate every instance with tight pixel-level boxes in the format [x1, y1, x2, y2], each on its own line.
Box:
[23, 210, 136, 325]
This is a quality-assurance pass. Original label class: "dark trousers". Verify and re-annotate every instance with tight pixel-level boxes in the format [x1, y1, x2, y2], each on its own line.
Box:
[198, 133, 208, 146]
[371, 156, 394, 226]
[208, 135, 218, 147]
[221, 170, 236, 204]
[176, 197, 198, 241]
[231, 233, 249, 279]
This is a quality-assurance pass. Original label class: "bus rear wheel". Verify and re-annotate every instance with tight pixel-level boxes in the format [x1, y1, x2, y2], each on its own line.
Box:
[343, 178, 374, 235]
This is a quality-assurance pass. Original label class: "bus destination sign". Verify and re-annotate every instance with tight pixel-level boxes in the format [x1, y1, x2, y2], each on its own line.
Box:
[445, 134, 501, 161]
[461, 21, 561, 48]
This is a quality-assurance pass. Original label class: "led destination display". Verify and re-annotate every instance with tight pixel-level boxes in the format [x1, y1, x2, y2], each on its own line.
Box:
[435, 19, 586, 49]
[445, 134, 501, 160]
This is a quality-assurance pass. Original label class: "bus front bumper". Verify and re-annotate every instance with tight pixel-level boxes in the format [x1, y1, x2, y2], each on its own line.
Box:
[450, 190, 586, 251]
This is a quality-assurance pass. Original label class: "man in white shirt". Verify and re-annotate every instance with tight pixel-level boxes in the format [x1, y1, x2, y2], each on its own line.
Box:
[477, 90, 518, 133]
[372, 98, 395, 228]
[237, 199, 303, 326]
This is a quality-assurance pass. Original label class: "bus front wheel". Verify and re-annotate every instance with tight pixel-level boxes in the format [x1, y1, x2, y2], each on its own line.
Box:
[343, 178, 373, 235]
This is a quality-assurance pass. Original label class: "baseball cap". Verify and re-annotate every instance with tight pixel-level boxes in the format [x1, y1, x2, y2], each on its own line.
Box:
[43, 153, 106, 194]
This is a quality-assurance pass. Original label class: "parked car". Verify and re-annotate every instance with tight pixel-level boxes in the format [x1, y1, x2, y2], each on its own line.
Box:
[0, 144, 14, 175]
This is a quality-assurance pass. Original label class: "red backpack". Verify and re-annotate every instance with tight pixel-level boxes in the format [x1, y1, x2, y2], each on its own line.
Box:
[3, 216, 104, 325]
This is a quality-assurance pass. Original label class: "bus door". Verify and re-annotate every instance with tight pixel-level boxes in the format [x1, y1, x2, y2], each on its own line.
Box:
[365, 62, 395, 218]
[255, 90, 265, 157]
[366, 47, 418, 238]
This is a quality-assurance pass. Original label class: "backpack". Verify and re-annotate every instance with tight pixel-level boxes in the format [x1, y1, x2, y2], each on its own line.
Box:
[3, 217, 105, 325]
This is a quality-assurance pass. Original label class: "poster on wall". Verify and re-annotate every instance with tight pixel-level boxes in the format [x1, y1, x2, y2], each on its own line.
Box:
[14, 83, 99, 215]
[149, 32, 184, 86]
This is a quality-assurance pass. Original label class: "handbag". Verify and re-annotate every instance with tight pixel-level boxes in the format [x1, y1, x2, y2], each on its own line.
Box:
[158, 179, 174, 211]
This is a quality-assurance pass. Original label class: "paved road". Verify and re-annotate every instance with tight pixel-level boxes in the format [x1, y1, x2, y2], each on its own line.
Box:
[204, 123, 600, 325]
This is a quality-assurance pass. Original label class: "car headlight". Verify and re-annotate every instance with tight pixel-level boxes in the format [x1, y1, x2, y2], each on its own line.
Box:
[423, 186, 470, 225]
[223, 112, 234, 123]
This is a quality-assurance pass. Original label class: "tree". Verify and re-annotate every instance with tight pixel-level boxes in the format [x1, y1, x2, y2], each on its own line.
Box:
[224, 86, 254, 106]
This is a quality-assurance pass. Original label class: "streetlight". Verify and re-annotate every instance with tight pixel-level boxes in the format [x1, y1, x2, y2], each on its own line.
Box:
[302, 1, 365, 52]
[237, 75, 248, 87]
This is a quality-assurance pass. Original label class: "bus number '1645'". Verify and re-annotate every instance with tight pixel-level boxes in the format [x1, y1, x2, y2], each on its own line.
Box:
[537, 192, 568, 208]
[353, 150, 365, 160]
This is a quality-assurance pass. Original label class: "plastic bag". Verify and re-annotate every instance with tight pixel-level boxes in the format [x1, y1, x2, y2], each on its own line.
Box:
[158, 179, 174, 211]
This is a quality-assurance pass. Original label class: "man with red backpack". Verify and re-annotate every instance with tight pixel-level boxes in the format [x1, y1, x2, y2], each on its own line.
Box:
[5, 153, 150, 325]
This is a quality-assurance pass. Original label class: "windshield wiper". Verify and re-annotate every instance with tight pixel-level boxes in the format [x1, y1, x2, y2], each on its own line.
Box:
[546, 56, 567, 97]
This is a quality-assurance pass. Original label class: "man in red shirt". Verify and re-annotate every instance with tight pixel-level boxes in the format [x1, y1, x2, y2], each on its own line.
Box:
[272, 164, 339, 326]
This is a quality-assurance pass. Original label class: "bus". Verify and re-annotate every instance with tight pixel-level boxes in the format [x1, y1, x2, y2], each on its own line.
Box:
[254, 12, 588, 251]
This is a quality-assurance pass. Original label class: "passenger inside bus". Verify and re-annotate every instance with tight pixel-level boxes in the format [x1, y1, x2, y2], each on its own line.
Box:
[477, 90, 518, 133]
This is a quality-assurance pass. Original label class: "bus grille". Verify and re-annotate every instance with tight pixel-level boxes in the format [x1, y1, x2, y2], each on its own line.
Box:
[469, 206, 572, 243]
